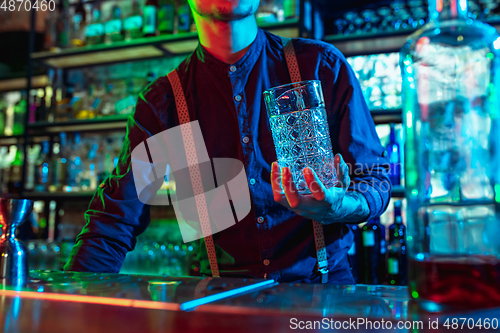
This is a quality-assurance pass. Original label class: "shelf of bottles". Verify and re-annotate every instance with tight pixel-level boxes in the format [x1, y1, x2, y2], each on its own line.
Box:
[349, 198, 408, 285]
[323, 0, 500, 56]
[24, 200, 199, 276]
[32, 0, 300, 68]
[0, 50, 407, 198]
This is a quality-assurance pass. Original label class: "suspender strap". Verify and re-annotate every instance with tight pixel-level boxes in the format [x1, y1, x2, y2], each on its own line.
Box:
[281, 37, 329, 284]
[167, 70, 220, 278]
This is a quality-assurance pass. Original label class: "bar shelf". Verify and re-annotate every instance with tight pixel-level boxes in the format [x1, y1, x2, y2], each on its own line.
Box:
[31, 19, 300, 69]
[325, 22, 500, 57]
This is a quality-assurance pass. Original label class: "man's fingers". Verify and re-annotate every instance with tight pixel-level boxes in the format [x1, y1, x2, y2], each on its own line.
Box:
[281, 167, 301, 208]
[335, 153, 350, 188]
[271, 162, 283, 202]
[303, 167, 326, 201]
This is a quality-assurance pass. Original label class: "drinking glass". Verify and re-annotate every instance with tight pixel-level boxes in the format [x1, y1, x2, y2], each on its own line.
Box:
[264, 80, 337, 193]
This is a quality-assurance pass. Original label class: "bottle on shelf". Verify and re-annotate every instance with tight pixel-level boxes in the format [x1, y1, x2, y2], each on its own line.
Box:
[100, 83, 117, 117]
[86, 5, 105, 45]
[56, 0, 70, 49]
[51, 134, 68, 193]
[143, 0, 159, 37]
[387, 215, 407, 285]
[124, 0, 144, 40]
[7, 145, 23, 194]
[359, 218, 386, 284]
[0, 146, 9, 194]
[115, 80, 136, 115]
[44, 6, 58, 51]
[70, 0, 87, 47]
[35, 88, 48, 123]
[386, 123, 401, 186]
[28, 90, 38, 124]
[105, 4, 124, 44]
[67, 133, 83, 192]
[0, 96, 6, 136]
[79, 141, 99, 192]
[348, 224, 361, 283]
[13, 91, 27, 136]
[34, 141, 52, 192]
[256, 0, 285, 24]
[176, 0, 191, 33]
[283, 0, 299, 19]
[25, 144, 42, 192]
[158, 0, 176, 35]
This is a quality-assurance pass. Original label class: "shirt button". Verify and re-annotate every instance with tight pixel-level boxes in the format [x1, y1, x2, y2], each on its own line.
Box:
[242, 136, 250, 144]
[229, 65, 237, 72]
[257, 216, 265, 224]
[263, 259, 270, 266]
[234, 94, 242, 102]
[249, 178, 256, 185]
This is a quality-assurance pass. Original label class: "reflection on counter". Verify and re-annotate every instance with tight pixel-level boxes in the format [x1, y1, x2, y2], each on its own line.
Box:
[27, 270, 271, 306]
[211, 282, 409, 320]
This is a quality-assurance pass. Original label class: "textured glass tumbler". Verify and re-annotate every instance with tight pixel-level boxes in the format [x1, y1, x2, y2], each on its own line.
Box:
[264, 80, 337, 193]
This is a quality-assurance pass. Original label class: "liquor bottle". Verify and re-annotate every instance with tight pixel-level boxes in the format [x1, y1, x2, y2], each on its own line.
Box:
[100, 83, 116, 116]
[67, 133, 82, 192]
[25, 144, 41, 192]
[80, 142, 99, 192]
[35, 89, 48, 122]
[45, 86, 53, 122]
[77, 84, 96, 119]
[44, 7, 58, 50]
[115, 80, 136, 115]
[7, 145, 23, 194]
[348, 224, 361, 283]
[390, 200, 402, 242]
[86, 6, 105, 45]
[386, 123, 401, 186]
[0, 96, 6, 136]
[105, 5, 124, 44]
[359, 218, 386, 284]
[70, 0, 87, 47]
[0, 146, 8, 193]
[13, 92, 27, 136]
[387, 216, 407, 285]
[124, 1, 143, 40]
[35, 141, 51, 192]
[51, 135, 68, 192]
[401, 0, 500, 308]
[56, 0, 70, 48]
[158, 0, 176, 35]
[176, 0, 191, 33]
[284, 0, 299, 19]
[143, 0, 159, 37]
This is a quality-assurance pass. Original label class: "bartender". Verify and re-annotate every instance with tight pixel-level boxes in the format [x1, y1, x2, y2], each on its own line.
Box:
[65, 0, 391, 284]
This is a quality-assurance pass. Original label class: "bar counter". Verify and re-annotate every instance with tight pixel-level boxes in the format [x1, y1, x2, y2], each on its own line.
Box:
[1, 271, 499, 333]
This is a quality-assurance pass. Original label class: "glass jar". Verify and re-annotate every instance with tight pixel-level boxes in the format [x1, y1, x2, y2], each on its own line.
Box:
[401, 0, 500, 311]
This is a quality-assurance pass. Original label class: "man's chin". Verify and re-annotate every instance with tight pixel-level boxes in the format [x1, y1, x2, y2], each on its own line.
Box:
[213, 7, 256, 21]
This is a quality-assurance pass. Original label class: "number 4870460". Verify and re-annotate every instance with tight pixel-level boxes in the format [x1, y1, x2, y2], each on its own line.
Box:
[0, 0, 55, 11]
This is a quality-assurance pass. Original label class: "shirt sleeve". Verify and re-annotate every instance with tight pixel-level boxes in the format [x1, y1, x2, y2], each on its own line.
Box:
[321, 51, 392, 221]
[64, 80, 170, 273]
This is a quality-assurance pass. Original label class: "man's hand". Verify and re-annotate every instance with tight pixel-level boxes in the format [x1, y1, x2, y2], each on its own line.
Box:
[271, 154, 370, 224]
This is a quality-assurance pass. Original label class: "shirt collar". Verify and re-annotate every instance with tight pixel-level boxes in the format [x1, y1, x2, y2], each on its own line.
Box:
[195, 28, 266, 73]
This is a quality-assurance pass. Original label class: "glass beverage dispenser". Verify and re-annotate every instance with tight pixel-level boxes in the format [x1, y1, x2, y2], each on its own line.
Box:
[401, 0, 500, 310]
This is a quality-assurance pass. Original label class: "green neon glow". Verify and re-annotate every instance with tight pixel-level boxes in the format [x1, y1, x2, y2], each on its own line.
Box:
[495, 184, 500, 203]
[412, 291, 419, 298]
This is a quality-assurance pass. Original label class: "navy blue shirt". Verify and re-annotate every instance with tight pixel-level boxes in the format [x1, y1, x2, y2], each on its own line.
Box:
[65, 29, 391, 283]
